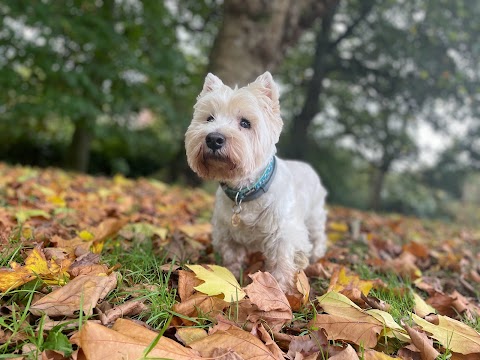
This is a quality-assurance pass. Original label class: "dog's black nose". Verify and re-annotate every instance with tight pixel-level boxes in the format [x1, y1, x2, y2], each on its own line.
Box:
[205, 132, 226, 150]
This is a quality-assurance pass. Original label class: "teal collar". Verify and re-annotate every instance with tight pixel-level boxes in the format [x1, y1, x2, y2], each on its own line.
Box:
[221, 157, 277, 204]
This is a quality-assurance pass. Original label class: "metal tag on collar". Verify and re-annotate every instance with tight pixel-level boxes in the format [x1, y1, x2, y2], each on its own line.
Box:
[231, 192, 243, 227]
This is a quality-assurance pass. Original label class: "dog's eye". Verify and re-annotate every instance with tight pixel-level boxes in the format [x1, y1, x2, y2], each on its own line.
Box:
[207, 115, 214, 122]
[240, 118, 251, 129]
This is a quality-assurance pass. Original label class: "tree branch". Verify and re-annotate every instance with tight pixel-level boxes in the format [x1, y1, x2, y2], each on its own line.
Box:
[328, 0, 377, 50]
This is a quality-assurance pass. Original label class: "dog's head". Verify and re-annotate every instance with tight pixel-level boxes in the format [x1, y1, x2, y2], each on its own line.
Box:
[185, 72, 283, 184]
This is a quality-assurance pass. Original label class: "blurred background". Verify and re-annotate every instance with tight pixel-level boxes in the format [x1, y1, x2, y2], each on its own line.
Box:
[1, 0, 479, 222]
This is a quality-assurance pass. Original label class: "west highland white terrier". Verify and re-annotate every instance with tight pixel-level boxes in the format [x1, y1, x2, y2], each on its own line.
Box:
[185, 71, 327, 292]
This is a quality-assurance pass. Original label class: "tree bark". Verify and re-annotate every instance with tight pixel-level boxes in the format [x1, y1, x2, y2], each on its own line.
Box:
[208, 0, 338, 86]
[66, 119, 92, 172]
[286, 4, 338, 159]
[368, 166, 387, 211]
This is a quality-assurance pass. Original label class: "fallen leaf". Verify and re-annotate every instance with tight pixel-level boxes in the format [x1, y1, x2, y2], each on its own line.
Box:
[363, 349, 398, 359]
[403, 241, 430, 259]
[245, 272, 291, 313]
[30, 272, 117, 316]
[404, 323, 440, 360]
[367, 309, 410, 342]
[328, 267, 375, 303]
[0, 267, 36, 292]
[173, 293, 228, 325]
[328, 343, 359, 359]
[412, 313, 480, 355]
[178, 269, 203, 302]
[175, 328, 208, 346]
[427, 290, 479, 319]
[309, 314, 382, 348]
[71, 320, 200, 360]
[286, 270, 310, 311]
[286, 329, 328, 358]
[99, 300, 147, 325]
[186, 264, 246, 301]
[253, 323, 285, 360]
[413, 292, 436, 317]
[188, 328, 277, 359]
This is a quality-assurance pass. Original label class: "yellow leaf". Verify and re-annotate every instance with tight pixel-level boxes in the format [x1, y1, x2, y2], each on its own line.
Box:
[412, 313, 480, 354]
[0, 268, 36, 292]
[113, 174, 131, 186]
[317, 291, 382, 327]
[79, 230, 95, 241]
[412, 292, 436, 317]
[179, 223, 212, 239]
[330, 267, 374, 296]
[186, 264, 246, 301]
[329, 222, 349, 232]
[46, 194, 66, 207]
[328, 232, 344, 242]
[25, 248, 50, 275]
[366, 309, 410, 342]
[15, 209, 51, 223]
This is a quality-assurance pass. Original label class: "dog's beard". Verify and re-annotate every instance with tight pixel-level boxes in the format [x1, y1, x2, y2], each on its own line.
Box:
[199, 146, 237, 176]
[186, 129, 260, 183]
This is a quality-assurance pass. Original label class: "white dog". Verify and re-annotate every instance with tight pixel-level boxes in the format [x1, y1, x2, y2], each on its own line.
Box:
[185, 71, 327, 292]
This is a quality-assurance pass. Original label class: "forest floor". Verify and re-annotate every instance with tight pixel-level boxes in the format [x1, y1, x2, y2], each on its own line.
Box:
[0, 162, 479, 359]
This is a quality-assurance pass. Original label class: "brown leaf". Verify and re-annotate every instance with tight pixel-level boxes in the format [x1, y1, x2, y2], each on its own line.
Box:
[381, 252, 422, 279]
[175, 328, 208, 346]
[253, 323, 285, 360]
[404, 324, 440, 360]
[308, 314, 383, 348]
[245, 272, 292, 313]
[328, 344, 360, 359]
[286, 271, 310, 311]
[99, 300, 147, 325]
[188, 328, 277, 359]
[71, 320, 200, 360]
[178, 269, 203, 302]
[304, 262, 331, 279]
[427, 290, 480, 319]
[403, 242, 430, 259]
[242, 272, 293, 331]
[363, 349, 398, 359]
[30, 272, 117, 316]
[286, 329, 328, 358]
[173, 293, 228, 325]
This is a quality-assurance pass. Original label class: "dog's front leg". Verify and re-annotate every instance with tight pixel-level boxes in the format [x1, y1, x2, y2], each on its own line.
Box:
[264, 224, 310, 292]
[212, 226, 247, 279]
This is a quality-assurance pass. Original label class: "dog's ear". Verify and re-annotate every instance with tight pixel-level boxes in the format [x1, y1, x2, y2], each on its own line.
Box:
[198, 73, 224, 98]
[252, 71, 280, 105]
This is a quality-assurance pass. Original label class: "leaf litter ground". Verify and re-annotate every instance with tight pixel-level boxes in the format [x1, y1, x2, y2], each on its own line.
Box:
[0, 162, 479, 359]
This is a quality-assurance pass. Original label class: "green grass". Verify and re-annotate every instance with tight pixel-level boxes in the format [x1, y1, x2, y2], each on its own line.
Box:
[103, 236, 177, 330]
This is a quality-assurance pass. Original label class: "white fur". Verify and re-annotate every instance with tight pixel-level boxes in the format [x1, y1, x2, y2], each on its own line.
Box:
[185, 71, 328, 292]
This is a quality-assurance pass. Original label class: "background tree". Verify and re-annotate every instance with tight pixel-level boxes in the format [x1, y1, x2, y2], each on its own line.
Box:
[278, 0, 480, 209]
[207, 0, 338, 86]
[0, 1, 193, 172]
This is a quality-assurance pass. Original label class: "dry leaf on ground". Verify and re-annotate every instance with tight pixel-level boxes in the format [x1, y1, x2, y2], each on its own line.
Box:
[412, 313, 480, 355]
[404, 323, 440, 360]
[309, 314, 382, 348]
[71, 320, 200, 360]
[188, 328, 277, 359]
[186, 264, 246, 301]
[30, 272, 117, 316]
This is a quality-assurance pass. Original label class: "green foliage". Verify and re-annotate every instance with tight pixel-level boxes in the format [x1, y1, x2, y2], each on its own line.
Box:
[278, 0, 480, 212]
[43, 325, 73, 358]
[0, 0, 204, 171]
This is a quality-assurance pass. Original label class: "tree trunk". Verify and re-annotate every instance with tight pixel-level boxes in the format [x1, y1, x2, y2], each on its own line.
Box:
[208, 0, 338, 86]
[66, 119, 93, 172]
[368, 166, 388, 211]
[286, 4, 338, 159]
